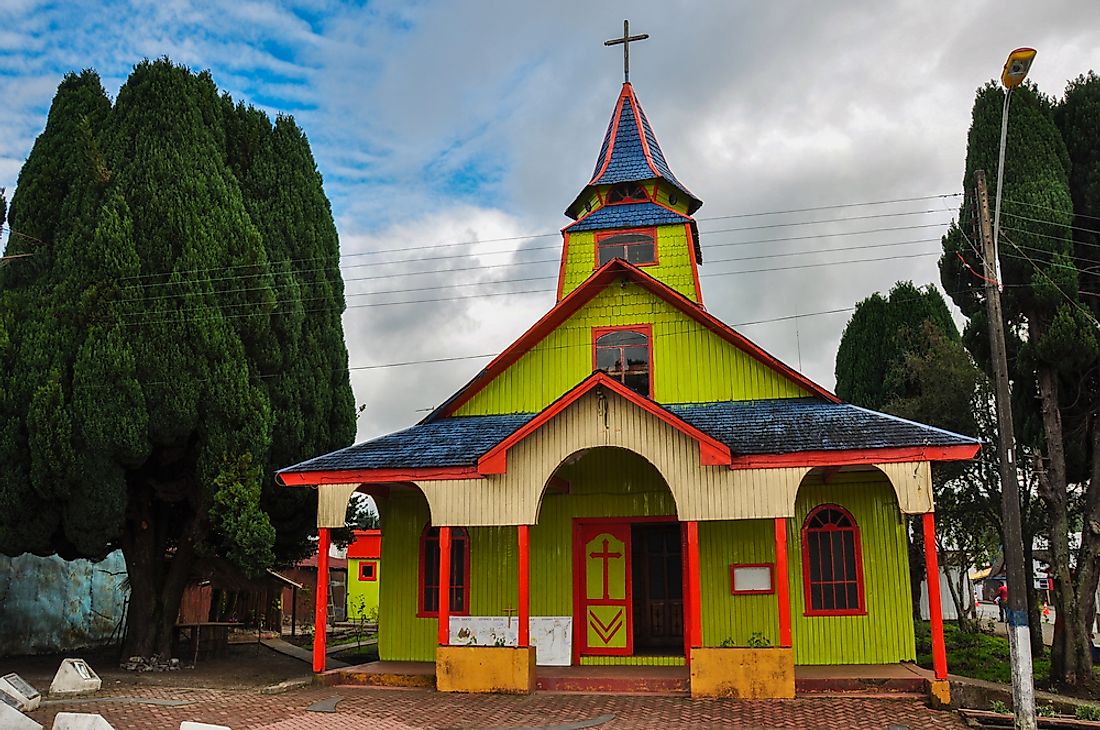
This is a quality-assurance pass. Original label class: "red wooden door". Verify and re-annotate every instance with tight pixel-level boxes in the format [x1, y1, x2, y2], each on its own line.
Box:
[576, 522, 633, 656]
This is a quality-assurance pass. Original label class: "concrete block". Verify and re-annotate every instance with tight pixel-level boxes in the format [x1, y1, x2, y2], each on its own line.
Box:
[436, 646, 536, 694]
[49, 713, 114, 730]
[0, 701, 43, 729]
[48, 659, 100, 697]
[180, 723, 231, 730]
[690, 647, 795, 699]
[0, 673, 41, 711]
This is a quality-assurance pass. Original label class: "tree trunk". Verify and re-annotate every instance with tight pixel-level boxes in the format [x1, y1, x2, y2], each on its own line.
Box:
[119, 478, 206, 661]
[1036, 366, 1091, 686]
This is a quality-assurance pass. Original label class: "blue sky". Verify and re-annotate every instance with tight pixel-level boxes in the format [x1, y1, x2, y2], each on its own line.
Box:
[2, 0, 1098, 441]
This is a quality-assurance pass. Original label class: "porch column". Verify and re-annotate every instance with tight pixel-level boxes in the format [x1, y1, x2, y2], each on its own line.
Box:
[518, 524, 530, 648]
[774, 517, 792, 648]
[312, 527, 331, 673]
[438, 526, 452, 646]
[686, 521, 702, 649]
[922, 512, 948, 680]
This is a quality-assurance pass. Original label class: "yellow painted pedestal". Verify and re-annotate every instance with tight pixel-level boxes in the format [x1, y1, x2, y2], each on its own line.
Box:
[436, 646, 537, 694]
[689, 647, 795, 699]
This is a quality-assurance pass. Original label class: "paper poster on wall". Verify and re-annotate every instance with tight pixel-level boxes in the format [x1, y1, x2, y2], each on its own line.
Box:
[449, 616, 572, 666]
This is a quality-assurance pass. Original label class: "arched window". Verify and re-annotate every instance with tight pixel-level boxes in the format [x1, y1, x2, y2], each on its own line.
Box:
[801, 505, 865, 616]
[418, 526, 469, 617]
[594, 326, 652, 397]
[605, 182, 649, 205]
[596, 228, 657, 267]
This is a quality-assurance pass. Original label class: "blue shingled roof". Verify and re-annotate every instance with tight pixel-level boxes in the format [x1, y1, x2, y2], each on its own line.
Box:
[278, 398, 977, 475]
[666, 400, 978, 455]
[565, 202, 693, 233]
[568, 84, 701, 220]
[278, 413, 536, 473]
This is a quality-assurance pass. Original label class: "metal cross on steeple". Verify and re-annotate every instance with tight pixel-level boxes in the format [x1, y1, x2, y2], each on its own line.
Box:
[604, 20, 649, 84]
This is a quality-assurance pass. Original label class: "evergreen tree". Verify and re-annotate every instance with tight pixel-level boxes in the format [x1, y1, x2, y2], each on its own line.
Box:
[0, 60, 355, 659]
[941, 82, 1099, 685]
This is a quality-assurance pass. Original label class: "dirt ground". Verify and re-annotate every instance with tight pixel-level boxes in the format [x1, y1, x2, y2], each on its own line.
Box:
[6, 642, 312, 693]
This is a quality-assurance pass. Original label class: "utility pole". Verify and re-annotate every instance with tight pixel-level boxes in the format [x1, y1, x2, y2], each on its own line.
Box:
[976, 169, 1037, 730]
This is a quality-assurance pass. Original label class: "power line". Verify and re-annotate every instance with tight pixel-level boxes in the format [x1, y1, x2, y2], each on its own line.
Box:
[119, 249, 943, 328]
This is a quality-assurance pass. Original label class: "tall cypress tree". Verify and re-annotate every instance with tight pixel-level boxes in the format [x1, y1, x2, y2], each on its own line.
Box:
[941, 82, 1099, 685]
[0, 60, 355, 658]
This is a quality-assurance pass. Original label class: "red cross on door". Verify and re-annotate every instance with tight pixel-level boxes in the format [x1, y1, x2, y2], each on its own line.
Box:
[576, 522, 633, 657]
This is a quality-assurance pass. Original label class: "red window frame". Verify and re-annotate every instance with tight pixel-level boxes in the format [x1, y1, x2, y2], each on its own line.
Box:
[358, 560, 378, 582]
[729, 563, 775, 596]
[594, 227, 658, 269]
[592, 324, 653, 398]
[801, 504, 866, 617]
[417, 526, 470, 618]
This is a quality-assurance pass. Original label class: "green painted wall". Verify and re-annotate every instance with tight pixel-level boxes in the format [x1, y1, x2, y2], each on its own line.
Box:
[454, 283, 808, 417]
[347, 558, 381, 621]
[699, 519, 780, 648]
[559, 224, 698, 301]
[378, 460, 915, 666]
[788, 472, 916, 665]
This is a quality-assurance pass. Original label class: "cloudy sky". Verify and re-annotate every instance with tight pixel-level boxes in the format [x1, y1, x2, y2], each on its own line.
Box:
[1, 1, 1097, 443]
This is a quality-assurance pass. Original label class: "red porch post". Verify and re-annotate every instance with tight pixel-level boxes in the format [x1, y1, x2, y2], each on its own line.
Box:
[774, 517, 792, 648]
[312, 527, 331, 673]
[438, 526, 452, 647]
[686, 521, 702, 649]
[922, 512, 948, 680]
[518, 524, 530, 648]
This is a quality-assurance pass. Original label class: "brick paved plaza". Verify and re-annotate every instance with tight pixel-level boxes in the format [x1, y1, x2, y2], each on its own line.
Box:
[27, 684, 966, 729]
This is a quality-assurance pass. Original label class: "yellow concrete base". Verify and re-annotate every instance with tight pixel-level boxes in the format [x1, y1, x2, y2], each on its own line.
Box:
[690, 647, 795, 699]
[928, 678, 951, 708]
[436, 646, 536, 694]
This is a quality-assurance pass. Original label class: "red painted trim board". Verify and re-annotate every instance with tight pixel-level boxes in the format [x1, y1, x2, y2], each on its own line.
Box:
[279, 466, 479, 486]
[923, 512, 949, 680]
[728, 444, 980, 470]
[437, 527, 452, 646]
[686, 521, 702, 649]
[518, 524, 530, 648]
[774, 518, 792, 648]
[312, 528, 331, 673]
[684, 223, 703, 304]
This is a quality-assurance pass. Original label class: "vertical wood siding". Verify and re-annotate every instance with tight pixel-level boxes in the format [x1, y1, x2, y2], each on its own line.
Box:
[454, 283, 808, 418]
[559, 224, 698, 301]
[699, 519, 780, 648]
[378, 491, 436, 662]
[787, 472, 916, 665]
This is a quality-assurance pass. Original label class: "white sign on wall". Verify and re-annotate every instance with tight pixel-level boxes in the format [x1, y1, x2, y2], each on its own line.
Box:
[449, 616, 572, 666]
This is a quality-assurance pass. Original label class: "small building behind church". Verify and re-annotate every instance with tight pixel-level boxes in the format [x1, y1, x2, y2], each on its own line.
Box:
[278, 69, 976, 699]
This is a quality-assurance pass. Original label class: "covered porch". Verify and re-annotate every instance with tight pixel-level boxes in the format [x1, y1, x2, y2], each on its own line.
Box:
[278, 374, 975, 699]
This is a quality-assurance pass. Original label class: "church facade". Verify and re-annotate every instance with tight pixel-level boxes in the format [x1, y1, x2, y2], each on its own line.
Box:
[278, 80, 976, 698]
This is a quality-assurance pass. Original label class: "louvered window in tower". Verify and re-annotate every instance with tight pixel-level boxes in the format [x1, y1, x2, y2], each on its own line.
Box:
[594, 327, 651, 397]
[802, 505, 865, 616]
[596, 228, 656, 267]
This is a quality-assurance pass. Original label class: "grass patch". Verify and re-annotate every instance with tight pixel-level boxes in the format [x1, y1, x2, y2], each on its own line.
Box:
[915, 621, 1050, 684]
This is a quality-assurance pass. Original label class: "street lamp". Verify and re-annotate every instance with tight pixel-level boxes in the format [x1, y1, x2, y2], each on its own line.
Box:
[992, 47, 1037, 289]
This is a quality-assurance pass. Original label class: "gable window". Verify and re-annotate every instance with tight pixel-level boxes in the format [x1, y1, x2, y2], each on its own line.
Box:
[606, 182, 649, 205]
[359, 560, 377, 582]
[419, 526, 469, 617]
[801, 505, 865, 616]
[596, 228, 657, 267]
[594, 326, 652, 397]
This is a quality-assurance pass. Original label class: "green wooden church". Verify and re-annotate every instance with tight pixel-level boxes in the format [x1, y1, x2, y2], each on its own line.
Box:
[278, 64, 976, 698]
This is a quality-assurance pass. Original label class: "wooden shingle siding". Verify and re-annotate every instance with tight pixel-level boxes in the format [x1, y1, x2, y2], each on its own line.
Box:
[454, 283, 808, 418]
